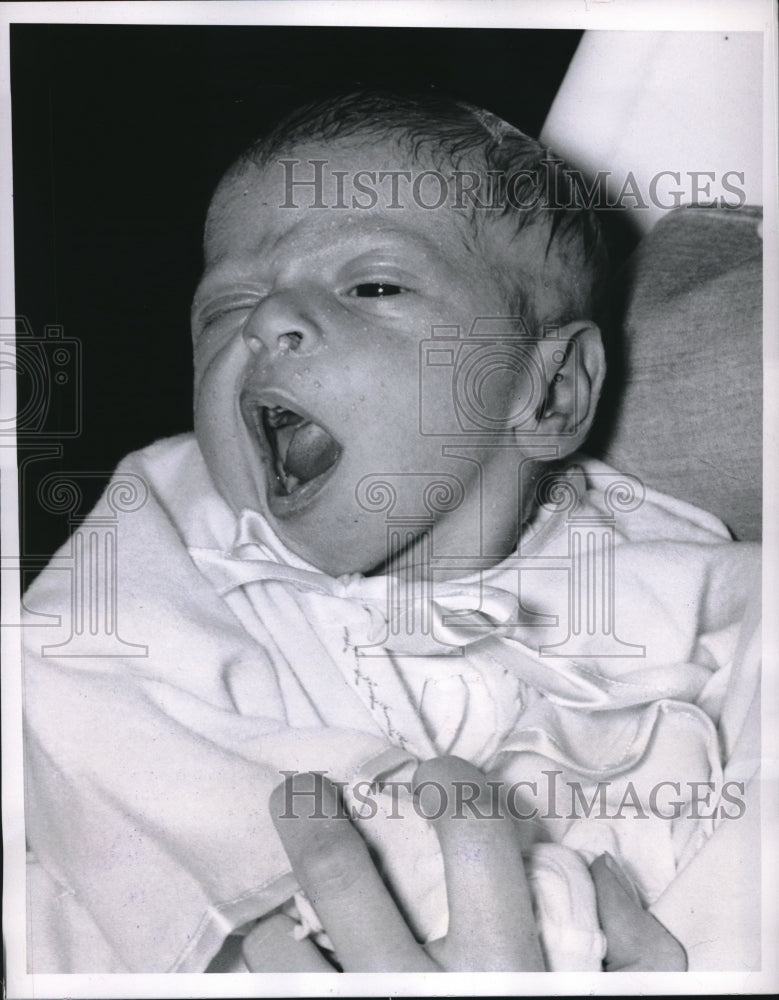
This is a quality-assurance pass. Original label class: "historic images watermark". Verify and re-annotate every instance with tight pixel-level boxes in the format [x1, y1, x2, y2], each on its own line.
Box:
[278, 158, 748, 212]
[274, 769, 748, 823]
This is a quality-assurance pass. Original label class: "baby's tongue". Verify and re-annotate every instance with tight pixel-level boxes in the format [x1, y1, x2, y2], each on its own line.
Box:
[284, 422, 341, 483]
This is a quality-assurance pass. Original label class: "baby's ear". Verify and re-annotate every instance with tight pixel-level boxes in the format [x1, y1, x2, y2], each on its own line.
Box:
[524, 320, 605, 454]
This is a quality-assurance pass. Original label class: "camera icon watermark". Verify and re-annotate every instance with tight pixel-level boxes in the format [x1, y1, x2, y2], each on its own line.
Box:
[0, 316, 82, 439]
[419, 317, 578, 438]
[2, 317, 86, 628]
[349, 308, 649, 660]
[2, 316, 149, 655]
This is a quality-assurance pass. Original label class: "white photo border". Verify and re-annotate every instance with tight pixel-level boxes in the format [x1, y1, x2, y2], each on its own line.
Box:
[2, 2, 777, 997]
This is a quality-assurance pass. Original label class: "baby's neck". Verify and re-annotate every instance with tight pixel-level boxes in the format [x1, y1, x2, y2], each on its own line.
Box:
[364, 522, 526, 582]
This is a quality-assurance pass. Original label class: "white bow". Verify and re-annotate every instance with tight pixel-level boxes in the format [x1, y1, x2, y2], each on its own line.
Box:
[189, 511, 520, 657]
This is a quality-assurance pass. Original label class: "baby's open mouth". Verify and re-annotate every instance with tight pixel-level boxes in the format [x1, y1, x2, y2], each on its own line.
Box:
[254, 404, 342, 496]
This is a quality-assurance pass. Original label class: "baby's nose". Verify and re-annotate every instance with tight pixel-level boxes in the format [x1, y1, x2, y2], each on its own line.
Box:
[242, 291, 322, 357]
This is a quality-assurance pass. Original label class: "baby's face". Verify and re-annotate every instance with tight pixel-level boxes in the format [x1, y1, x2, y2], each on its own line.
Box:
[193, 139, 545, 576]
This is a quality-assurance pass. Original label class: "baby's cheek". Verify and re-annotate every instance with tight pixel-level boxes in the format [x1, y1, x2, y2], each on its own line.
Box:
[193, 341, 261, 513]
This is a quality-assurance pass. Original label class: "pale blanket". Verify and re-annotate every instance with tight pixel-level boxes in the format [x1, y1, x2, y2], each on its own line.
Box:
[22, 434, 761, 972]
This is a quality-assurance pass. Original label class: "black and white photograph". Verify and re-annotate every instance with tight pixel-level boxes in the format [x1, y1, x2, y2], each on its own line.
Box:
[2, 1, 777, 995]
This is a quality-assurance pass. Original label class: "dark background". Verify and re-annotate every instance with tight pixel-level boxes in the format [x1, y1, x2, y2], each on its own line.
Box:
[11, 23, 584, 578]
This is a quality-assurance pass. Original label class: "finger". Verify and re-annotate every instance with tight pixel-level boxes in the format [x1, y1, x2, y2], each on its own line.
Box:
[589, 853, 687, 971]
[413, 756, 544, 971]
[270, 773, 436, 972]
[242, 913, 335, 972]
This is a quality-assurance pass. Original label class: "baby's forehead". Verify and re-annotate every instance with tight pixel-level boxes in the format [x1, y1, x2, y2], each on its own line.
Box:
[205, 137, 483, 252]
[203, 131, 553, 302]
[217, 133, 425, 202]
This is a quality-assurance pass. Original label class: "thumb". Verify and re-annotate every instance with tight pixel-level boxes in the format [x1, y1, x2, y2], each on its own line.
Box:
[589, 853, 687, 971]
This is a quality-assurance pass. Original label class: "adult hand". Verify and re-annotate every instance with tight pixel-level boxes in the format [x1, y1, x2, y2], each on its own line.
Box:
[244, 755, 545, 972]
[244, 756, 688, 973]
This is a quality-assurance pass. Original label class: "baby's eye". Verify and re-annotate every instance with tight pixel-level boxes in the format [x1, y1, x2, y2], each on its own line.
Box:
[199, 304, 253, 330]
[351, 282, 405, 298]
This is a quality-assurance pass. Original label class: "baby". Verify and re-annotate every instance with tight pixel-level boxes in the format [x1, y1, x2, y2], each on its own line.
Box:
[22, 92, 760, 974]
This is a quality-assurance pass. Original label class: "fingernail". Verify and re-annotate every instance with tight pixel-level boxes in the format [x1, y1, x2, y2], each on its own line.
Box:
[601, 851, 643, 907]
